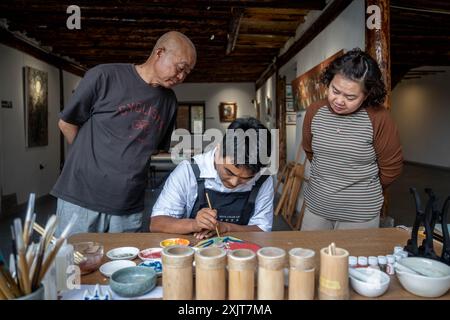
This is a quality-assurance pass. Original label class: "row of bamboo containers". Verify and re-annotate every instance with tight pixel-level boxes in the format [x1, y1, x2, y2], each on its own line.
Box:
[161, 243, 349, 300]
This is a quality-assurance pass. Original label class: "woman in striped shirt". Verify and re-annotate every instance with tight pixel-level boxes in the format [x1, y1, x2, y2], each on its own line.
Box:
[301, 48, 403, 231]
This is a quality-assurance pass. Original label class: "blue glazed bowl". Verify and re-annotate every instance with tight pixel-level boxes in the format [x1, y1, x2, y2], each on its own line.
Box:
[109, 266, 156, 297]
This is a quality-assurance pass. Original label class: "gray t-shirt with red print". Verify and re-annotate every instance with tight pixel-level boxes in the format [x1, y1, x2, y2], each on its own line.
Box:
[51, 63, 177, 215]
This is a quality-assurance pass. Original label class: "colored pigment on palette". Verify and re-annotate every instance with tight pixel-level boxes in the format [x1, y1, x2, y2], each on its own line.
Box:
[194, 236, 261, 253]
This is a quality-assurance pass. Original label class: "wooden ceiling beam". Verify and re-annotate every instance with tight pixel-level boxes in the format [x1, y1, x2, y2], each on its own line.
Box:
[245, 8, 309, 15]
[240, 18, 299, 30]
[0, 27, 86, 76]
[226, 7, 244, 55]
[243, 12, 306, 22]
[3, 0, 326, 10]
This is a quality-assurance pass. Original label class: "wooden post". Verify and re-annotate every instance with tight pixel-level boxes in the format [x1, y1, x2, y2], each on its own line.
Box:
[366, 0, 391, 219]
[276, 74, 287, 170]
[365, 0, 391, 109]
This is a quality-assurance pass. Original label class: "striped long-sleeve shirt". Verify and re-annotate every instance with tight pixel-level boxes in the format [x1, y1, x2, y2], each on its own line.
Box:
[302, 99, 403, 222]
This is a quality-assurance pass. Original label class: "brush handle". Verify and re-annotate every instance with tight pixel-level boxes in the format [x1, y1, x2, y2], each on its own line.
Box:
[38, 239, 64, 284]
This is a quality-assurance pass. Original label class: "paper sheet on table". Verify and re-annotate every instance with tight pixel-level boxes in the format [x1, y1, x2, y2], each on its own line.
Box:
[60, 285, 163, 300]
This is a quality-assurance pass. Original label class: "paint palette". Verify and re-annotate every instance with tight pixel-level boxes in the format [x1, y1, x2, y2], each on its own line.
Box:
[194, 236, 261, 253]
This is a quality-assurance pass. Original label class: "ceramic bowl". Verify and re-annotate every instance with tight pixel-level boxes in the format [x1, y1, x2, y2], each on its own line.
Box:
[395, 257, 450, 298]
[106, 247, 139, 260]
[109, 266, 156, 298]
[73, 242, 104, 275]
[160, 238, 190, 248]
[99, 260, 136, 278]
[349, 267, 390, 298]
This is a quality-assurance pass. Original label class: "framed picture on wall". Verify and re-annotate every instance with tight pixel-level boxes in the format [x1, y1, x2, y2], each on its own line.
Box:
[286, 112, 297, 125]
[291, 50, 344, 111]
[219, 102, 237, 122]
[24, 66, 48, 147]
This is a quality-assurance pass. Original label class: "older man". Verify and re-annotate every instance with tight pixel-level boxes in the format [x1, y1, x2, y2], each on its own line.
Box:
[52, 31, 196, 235]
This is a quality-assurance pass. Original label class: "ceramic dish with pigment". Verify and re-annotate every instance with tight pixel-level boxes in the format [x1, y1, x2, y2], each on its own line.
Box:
[160, 238, 190, 248]
[106, 247, 139, 260]
[138, 259, 163, 276]
[138, 247, 163, 260]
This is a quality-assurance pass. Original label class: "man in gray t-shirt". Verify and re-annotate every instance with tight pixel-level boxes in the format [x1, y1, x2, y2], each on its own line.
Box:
[51, 31, 196, 236]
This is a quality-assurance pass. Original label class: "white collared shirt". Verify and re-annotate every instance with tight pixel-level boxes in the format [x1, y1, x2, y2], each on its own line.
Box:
[151, 148, 274, 231]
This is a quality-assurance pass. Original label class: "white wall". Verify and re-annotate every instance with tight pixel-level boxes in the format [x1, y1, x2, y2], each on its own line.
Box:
[391, 67, 450, 169]
[173, 82, 256, 132]
[0, 44, 81, 208]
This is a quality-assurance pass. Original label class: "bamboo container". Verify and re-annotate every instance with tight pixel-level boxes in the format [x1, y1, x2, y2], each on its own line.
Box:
[319, 244, 349, 300]
[257, 247, 286, 300]
[195, 247, 227, 300]
[228, 249, 256, 300]
[288, 248, 315, 300]
[162, 245, 195, 300]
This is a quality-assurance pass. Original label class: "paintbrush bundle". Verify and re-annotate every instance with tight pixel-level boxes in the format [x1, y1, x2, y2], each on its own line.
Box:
[0, 193, 78, 300]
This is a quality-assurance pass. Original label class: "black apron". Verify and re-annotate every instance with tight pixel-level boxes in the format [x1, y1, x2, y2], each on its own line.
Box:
[189, 160, 268, 225]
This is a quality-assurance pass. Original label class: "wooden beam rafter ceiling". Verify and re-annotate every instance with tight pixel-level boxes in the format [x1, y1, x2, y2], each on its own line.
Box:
[390, 0, 450, 86]
[0, 0, 327, 82]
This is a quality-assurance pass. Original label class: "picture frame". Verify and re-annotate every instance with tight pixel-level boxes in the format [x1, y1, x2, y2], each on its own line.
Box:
[286, 84, 293, 99]
[286, 99, 294, 112]
[291, 50, 343, 111]
[24, 66, 48, 147]
[286, 112, 297, 125]
[219, 102, 237, 122]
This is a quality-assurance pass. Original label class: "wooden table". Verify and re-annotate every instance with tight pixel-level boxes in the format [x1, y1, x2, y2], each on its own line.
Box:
[68, 228, 450, 300]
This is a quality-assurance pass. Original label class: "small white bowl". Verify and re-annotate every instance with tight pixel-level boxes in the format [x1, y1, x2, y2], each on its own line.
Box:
[349, 267, 390, 298]
[395, 257, 450, 298]
[107, 247, 139, 260]
[100, 260, 136, 278]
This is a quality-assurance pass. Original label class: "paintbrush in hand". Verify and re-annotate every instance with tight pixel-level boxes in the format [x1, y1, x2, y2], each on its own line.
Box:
[205, 192, 221, 238]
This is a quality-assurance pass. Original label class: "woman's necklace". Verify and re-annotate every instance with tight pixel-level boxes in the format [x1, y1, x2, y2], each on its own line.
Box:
[336, 115, 352, 134]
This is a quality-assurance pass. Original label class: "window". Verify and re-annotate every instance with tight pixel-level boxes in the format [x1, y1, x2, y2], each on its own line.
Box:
[176, 102, 205, 134]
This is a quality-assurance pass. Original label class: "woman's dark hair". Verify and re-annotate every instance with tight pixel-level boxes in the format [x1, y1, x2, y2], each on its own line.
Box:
[221, 117, 271, 174]
[320, 48, 387, 107]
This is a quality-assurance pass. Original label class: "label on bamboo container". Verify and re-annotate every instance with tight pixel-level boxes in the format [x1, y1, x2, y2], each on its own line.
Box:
[319, 276, 341, 290]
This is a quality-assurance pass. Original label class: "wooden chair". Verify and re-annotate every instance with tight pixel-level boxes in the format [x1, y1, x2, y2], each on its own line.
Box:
[275, 159, 308, 230]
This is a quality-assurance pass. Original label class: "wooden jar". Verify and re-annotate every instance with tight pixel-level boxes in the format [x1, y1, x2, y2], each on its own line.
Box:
[195, 247, 227, 300]
[319, 246, 349, 300]
[228, 249, 256, 300]
[161, 245, 195, 300]
[257, 247, 286, 300]
[288, 248, 316, 300]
